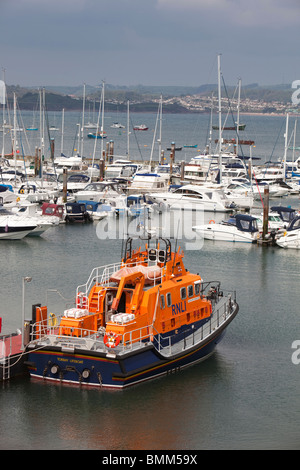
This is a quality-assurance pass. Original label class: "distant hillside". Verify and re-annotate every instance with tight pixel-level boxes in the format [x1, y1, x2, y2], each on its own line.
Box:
[2, 82, 295, 112]
[39, 83, 294, 103]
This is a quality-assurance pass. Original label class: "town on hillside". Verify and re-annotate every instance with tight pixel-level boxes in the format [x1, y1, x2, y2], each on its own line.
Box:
[2, 83, 299, 115]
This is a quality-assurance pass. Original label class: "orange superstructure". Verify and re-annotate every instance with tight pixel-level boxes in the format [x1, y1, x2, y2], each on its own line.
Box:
[57, 237, 212, 347]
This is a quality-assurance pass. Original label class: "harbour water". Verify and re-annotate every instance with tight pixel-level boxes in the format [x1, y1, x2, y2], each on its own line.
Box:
[0, 110, 300, 450]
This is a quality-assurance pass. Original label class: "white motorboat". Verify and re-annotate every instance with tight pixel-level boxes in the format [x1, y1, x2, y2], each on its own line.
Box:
[17, 182, 59, 203]
[285, 178, 300, 194]
[128, 172, 170, 195]
[57, 173, 91, 194]
[10, 201, 60, 236]
[84, 122, 98, 129]
[0, 184, 19, 207]
[74, 181, 125, 203]
[177, 179, 253, 210]
[125, 194, 151, 218]
[253, 212, 285, 232]
[286, 156, 300, 174]
[133, 124, 148, 131]
[76, 200, 108, 221]
[0, 217, 37, 239]
[104, 161, 141, 182]
[110, 122, 125, 129]
[155, 163, 181, 185]
[49, 155, 87, 175]
[147, 184, 232, 212]
[253, 163, 285, 182]
[270, 206, 298, 228]
[222, 182, 254, 210]
[193, 214, 260, 243]
[276, 216, 300, 249]
[252, 181, 289, 199]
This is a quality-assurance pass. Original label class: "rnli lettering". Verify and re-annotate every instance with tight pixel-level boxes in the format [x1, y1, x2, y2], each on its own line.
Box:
[171, 300, 186, 316]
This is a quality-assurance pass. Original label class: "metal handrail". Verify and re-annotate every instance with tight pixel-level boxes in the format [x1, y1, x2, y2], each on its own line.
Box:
[28, 293, 236, 356]
[76, 260, 163, 303]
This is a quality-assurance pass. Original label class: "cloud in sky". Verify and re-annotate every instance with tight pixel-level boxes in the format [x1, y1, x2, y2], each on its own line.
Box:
[0, 0, 300, 87]
[157, 0, 300, 26]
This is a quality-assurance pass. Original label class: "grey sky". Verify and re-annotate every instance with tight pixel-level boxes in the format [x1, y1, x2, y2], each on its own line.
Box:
[1, 0, 300, 88]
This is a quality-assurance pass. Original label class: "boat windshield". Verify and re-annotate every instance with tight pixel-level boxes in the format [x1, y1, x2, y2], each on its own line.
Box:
[238, 217, 258, 232]
[269, 215, 281, 222]
[83, 183, 107, 191]
[288, 217, 300, 231]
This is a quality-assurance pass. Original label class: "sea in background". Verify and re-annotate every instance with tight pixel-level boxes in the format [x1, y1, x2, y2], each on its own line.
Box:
[1, 107, 293, 164]
[0, 110, 300, 450]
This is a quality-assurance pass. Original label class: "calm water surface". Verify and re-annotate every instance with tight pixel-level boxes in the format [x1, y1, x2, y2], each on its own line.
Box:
[0, 112, 300, 450]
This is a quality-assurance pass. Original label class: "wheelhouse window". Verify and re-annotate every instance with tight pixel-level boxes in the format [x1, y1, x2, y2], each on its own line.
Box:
[194, 281, 200, 295]
[188, 285, 193, 297]
[180, 287, 187, 300]
[166, 292, 172, 307]
[160, 295, 165, 309]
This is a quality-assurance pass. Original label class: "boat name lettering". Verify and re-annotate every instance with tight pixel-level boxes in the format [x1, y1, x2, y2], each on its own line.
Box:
[171, 301, 186, 316]
[57, 357, 83, 365]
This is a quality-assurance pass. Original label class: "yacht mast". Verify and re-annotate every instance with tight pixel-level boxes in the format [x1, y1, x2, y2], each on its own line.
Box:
[149, 98, 161, 170]
[60, 108, 65, 156]
[80, 83, 86, 157]
[158, 94, 162, 164]
[292, 118, 297, 164]
[92, 88, 103, 167]
[127, 100, 130, 158]
[13, 92, 17, 182]
[1, 69, 6, 158]
[283, 112, 289, 182]
[41, 88, 45, 181]
[101, 81, 105, 157]
[236, 78, 241, 154]
[217, 53, 222, 183]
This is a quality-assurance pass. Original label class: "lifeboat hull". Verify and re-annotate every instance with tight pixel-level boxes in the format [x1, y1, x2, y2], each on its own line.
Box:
[26, 302, 238, 389]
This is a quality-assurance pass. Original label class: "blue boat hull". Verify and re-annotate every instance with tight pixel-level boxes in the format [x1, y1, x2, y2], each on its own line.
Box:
[26, 314, 236, 389]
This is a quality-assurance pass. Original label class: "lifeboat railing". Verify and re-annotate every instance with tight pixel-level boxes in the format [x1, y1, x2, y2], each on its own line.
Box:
[76, 260, 163, 308]
[28, 292, 236, 357]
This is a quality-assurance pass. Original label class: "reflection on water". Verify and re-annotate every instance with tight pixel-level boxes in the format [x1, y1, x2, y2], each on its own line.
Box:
[1, 353, 234, 450]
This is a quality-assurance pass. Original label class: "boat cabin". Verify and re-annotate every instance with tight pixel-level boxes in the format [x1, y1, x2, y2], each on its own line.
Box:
[104, 163, 140, 181]
[128, 173, 170, 194]
[271, 206, 297, 224]
[286, 216, 300, 232]
[225, 214, 259, 233]
[56, 237, 213, 347]
[41, 203, 64, 220]
[65, 202, 93, 223]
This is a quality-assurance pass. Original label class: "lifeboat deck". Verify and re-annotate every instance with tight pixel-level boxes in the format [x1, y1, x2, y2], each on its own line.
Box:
[27, 294, 236, 359]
